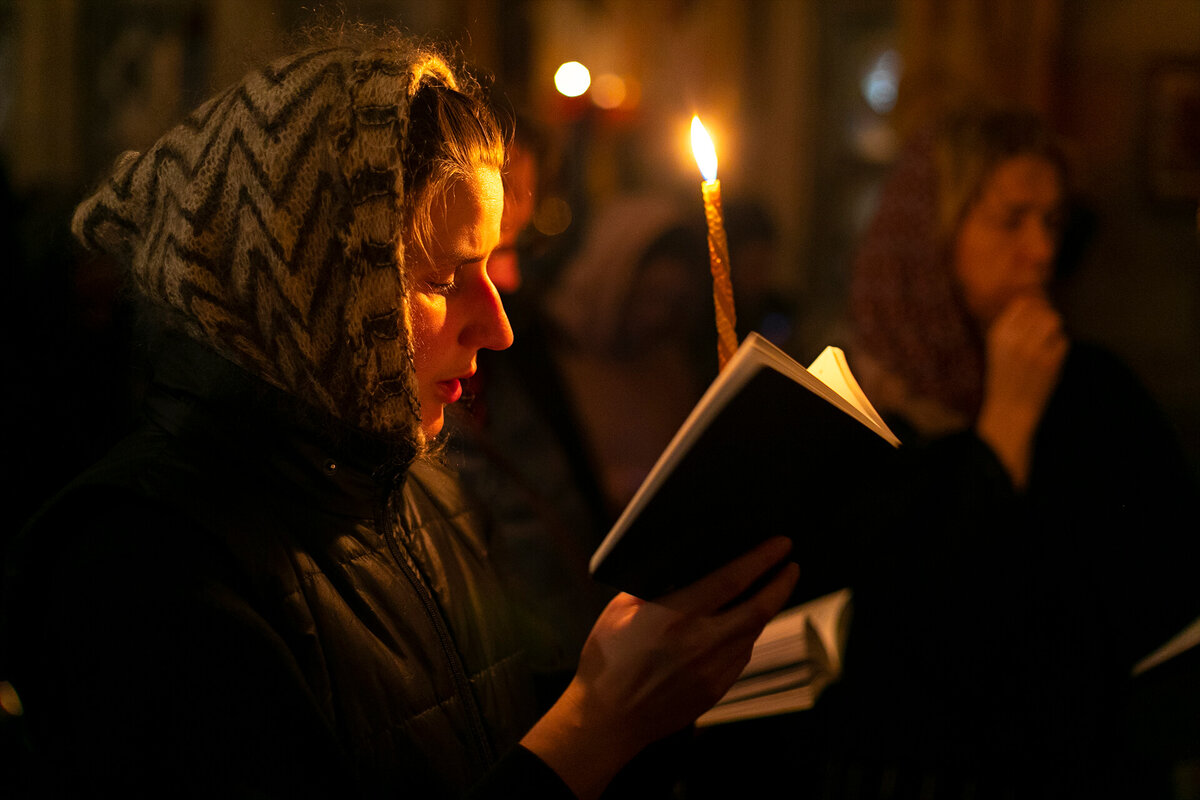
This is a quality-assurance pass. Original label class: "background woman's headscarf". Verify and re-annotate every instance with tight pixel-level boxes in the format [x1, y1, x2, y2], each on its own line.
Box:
[850, 123, 986, 422]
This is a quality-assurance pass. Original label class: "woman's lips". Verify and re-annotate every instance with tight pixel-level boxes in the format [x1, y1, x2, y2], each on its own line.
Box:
[435, 378, 463, 405]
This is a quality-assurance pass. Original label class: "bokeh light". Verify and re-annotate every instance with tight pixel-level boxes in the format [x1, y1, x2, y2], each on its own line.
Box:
[534, 196, 572, 236]
[591, 73, 627, 109]
[861, 49, 902, 113]
[554, 61, 591, 97]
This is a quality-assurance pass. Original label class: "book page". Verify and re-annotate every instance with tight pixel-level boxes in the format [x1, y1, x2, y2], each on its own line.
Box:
[1132, 613, 1200, 676]
[807, 347, 896, 443]
[802, 587, 853, 675]
[739, 604, 824, 677]
[754, 339, 900, 447]
[717, 661, 820, 704]
[694, 588, 853, 727]
[737, 589, 851, 677]
[696, 682, 833, 726]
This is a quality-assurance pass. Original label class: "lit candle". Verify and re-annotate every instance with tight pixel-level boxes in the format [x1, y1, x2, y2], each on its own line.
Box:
[691, 116, 738, 371]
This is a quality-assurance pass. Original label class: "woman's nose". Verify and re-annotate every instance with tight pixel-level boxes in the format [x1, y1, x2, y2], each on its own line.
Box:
[1023, 217, 1058, 275]
[460, 269, 514, 352]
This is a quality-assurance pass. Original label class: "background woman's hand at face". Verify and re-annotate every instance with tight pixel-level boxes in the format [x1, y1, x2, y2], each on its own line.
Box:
[976, 293, 1069, 487]
[985, 293, 1068, 410]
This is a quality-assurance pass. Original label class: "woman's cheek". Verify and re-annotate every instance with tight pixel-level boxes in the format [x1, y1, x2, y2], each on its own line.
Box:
[408, 293, 449, 372]
[407, 294, 432, 371]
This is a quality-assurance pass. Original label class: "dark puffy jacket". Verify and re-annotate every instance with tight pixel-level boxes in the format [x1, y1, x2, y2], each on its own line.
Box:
[2, 337, 572, 798]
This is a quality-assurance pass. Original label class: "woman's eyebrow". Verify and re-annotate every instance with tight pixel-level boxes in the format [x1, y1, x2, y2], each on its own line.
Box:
[446, 245, 491, 264]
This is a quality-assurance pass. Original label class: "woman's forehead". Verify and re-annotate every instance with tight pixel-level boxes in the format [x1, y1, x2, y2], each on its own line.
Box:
[427, 167, 503, 259]
[979, 155, 1063, 206]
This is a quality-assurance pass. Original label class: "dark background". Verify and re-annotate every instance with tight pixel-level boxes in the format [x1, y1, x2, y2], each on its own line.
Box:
[1, 2, 1197, 789]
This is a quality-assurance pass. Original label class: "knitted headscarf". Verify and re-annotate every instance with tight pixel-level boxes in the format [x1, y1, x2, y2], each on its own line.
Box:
[850, 107, 1068, 422]
[71, 36, 467, 451]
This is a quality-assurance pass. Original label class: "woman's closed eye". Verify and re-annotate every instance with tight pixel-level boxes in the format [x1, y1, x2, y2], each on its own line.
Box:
[423, 277, 457, 295]
[419, 264, 462, 295]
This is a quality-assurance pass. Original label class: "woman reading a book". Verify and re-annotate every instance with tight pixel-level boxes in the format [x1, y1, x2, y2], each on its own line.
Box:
[0, 27, 799, 798]
[822, 106, 1200, 796]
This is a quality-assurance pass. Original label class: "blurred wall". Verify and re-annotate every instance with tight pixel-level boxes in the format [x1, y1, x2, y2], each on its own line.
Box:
[1057, 0, 1200, 474]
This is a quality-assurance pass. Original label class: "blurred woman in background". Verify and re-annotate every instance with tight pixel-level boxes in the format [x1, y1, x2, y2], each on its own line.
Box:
[825, 105, 1200, 798]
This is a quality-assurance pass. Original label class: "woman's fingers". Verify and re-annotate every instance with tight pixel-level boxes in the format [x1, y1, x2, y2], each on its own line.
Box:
[978, 293, 1070, 487]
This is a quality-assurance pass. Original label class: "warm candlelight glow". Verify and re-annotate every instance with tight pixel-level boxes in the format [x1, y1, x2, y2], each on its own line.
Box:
[691, 116, 718, 183]
[691, 115, 738, 371]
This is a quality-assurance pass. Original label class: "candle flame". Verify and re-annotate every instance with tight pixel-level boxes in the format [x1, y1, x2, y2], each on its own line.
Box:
[691, 116, 718, 183]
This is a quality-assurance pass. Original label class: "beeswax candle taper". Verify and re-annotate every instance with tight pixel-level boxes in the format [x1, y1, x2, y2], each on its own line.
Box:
[691, 116, 738, 371]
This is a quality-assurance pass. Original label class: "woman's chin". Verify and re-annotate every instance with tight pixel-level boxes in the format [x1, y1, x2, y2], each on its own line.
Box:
[421, 412, 445, 440]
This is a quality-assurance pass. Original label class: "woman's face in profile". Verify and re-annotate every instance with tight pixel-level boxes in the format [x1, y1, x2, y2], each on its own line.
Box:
[407, 166, 512, 437]
[953, 154, 1064, 327]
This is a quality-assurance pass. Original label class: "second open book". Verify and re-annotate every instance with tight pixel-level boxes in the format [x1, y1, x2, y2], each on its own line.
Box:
[590, 332, 900, 602]
[697, 586, 853, 726]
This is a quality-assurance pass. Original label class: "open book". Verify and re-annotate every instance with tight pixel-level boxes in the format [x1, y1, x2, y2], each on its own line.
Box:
[589, 332, 900, 602]
[1133, 613, 1200, 676]
[697, 587, 853, 726]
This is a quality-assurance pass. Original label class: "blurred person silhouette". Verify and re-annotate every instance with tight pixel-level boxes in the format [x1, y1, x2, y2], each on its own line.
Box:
[723, 200, 798, 351]
[806, 105, 1200, 798]
[0, 27, 800, 798]
[543, 194, 716, 519]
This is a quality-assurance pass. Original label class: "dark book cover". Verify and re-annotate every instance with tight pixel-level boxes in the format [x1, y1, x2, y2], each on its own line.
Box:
[590, 355, 900, 602]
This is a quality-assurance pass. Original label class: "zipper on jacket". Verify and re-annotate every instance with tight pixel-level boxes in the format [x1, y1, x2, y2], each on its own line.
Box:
[375, 492, 496, 767]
